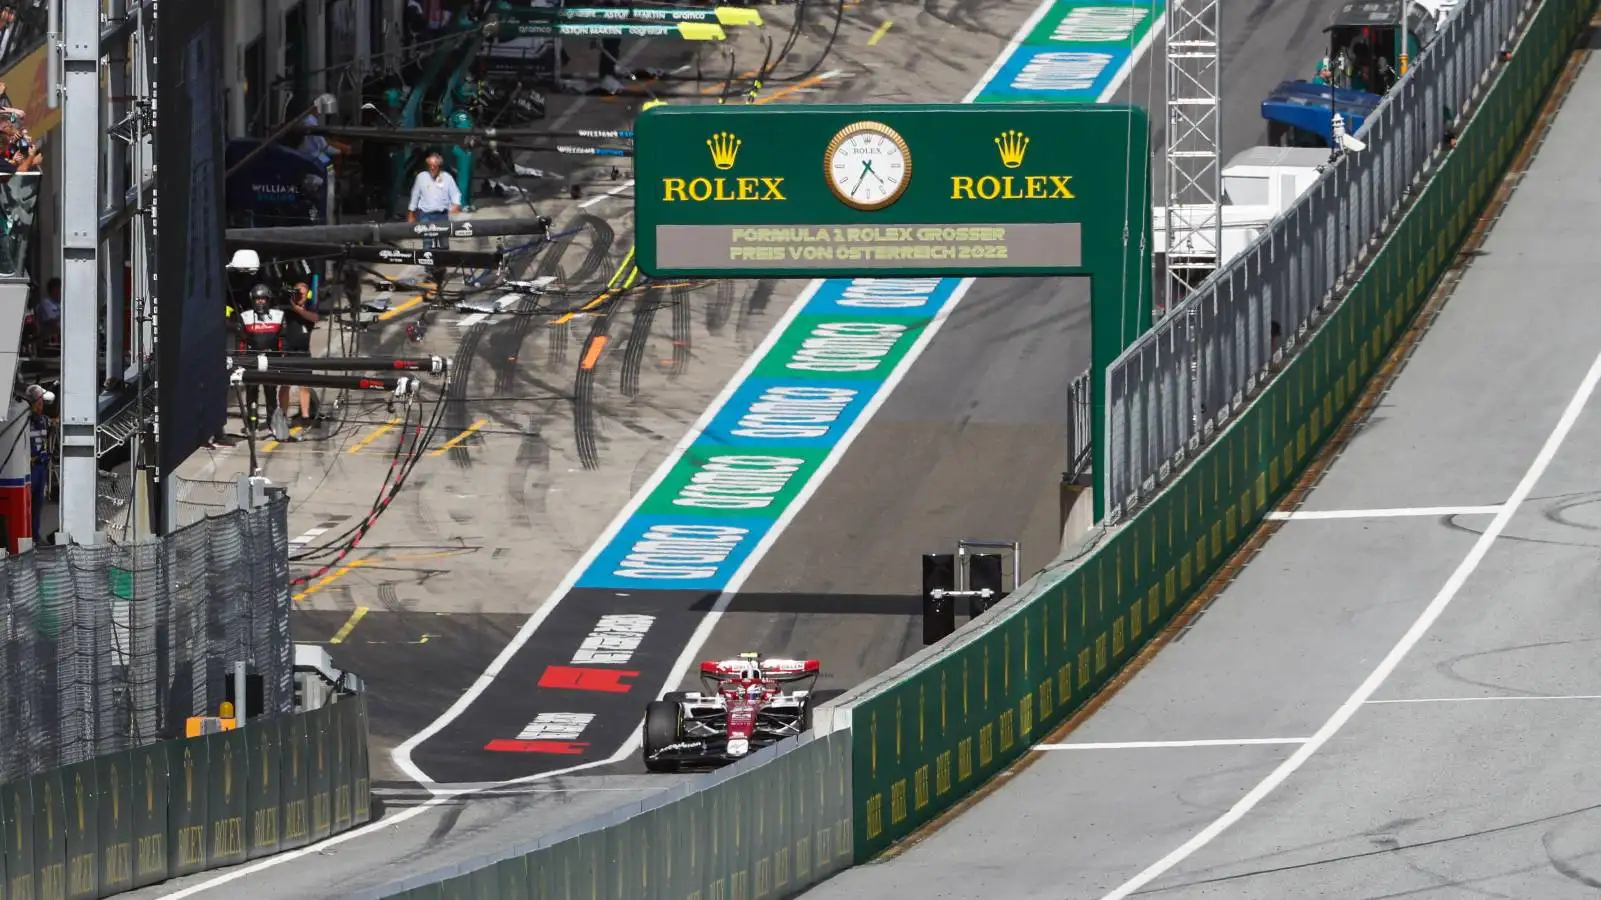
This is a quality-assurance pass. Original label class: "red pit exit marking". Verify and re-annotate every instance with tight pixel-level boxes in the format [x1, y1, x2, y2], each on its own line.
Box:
[484, 739, 590, 754]
[538, 665, 639, 693]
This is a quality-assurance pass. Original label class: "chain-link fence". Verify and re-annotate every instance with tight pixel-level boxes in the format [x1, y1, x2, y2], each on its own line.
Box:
[93, 469, 248, 543]
[0, 489, 293, 783]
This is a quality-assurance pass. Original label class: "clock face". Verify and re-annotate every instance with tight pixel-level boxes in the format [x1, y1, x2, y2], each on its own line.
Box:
[824, 122, 911, 211]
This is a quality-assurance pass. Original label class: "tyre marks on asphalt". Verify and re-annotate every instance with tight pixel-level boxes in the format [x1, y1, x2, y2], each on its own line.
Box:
[574, 269, 628, 469]
[400, 278, 970, 785]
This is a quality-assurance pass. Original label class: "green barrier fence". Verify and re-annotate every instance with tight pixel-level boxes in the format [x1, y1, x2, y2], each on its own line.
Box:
[849, 0, 1594, 860]
[367, 729, 854, 900]
[0, 695, 372, 900]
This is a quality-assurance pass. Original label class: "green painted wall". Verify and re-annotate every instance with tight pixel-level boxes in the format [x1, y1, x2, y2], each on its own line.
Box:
[850, 0, 1593, 859]
[389, 731, 854, 900]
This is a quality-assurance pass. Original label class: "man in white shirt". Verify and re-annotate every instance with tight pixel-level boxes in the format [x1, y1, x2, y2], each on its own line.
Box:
[407, 152, 462, 250]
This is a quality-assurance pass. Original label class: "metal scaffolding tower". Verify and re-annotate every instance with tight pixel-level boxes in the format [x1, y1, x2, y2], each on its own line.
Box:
[1162, 0, 1222, 311]
[47, 0, 152, 544]
[52, 0, 107, 542]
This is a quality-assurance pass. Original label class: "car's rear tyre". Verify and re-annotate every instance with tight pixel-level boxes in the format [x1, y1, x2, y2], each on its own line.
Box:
[642, 700, 682, 773]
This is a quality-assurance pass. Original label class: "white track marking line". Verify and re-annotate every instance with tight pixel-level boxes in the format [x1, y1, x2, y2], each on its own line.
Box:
[960, 0, 1061, 102]
[388, 274, 831, 790]
[577, 179, 633, 209]
[393, 277, 973, 790]
[391, 0, 1118, 795]
[1038, 739, 1310, 750]
[1367, 694, 1601, 704]
[288, 527, 330, 549]
[458, 293, 522, 328]
[1266, 505, 1505, 521]
[1101, 345, 1601, 900]
[153, 3, 1160, 895]
[1102, 9, 1166, 101]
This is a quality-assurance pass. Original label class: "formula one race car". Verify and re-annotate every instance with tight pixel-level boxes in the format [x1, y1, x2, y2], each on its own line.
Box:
[642, 653, 819, 772]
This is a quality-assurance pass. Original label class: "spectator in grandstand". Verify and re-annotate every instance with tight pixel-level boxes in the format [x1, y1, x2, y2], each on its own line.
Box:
[0, 81, 25, 119]
[406, 151, 461, 251]
[278, 281, 319, 427]
[0, 115, 39, 173]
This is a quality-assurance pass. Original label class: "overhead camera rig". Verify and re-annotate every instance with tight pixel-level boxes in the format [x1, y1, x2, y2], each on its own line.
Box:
[237, 239, 504, 271]
[223, 215, 553, 246]
[225, 215, 554, 325]
[224, 354, 453, 476]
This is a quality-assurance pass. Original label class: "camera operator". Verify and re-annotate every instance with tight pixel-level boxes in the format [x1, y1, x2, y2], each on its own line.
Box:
[279, 281, 320, 427]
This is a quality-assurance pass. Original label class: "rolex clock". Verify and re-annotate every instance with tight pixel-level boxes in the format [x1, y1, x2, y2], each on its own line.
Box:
[824, 120, 912, 211]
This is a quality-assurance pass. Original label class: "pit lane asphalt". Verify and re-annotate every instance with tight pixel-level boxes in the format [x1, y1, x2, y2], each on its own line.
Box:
[174, 23, 831, 789]
[795, 26, 1601, 900]
[150, 1, 1351, 894]
[142, 3, 1078, 897]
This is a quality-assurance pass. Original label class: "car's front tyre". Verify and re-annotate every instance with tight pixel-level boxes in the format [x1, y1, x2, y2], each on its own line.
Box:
[642, 700, 683, 773]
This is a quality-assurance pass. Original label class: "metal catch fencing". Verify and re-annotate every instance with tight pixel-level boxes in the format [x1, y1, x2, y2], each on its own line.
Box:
[1101, 0, 1530, 521]
[1067, 369, 1093, 482]
[0, 487, 293, 784]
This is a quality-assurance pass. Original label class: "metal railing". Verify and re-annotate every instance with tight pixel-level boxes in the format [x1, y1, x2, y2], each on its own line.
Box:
[1067, 369, 1092, 482]
[0, 486, 294, 783]
[1101, 0, 1527, 521]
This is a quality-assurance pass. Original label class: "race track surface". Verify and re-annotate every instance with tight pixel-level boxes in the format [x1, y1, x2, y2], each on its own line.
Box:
[797, 32, 1601, 900]
[147, 0, 1352, 894]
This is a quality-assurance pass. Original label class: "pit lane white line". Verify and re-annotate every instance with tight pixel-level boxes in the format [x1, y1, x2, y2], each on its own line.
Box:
[576, 179, 634, 209]
[1265, 505, 1505, 521]
[151, 3, 1157, 895]
[1099, 343, 1601, 900]
[390, 0, 1087, 793]
[1366, 694, 1601, 704]
[1037, 739, 1311, 750]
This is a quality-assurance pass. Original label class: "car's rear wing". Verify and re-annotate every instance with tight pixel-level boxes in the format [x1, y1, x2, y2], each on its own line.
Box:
[698, 657, 821, 692]
[758, 658, 821, 682]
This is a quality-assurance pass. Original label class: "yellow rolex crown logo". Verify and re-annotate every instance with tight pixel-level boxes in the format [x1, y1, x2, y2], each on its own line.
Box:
[994, 129, 1030, 169]
[707, 131, 742, 170]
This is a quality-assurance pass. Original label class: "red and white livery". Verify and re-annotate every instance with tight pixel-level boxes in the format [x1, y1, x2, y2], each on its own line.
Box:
[641, 652, 820, 771]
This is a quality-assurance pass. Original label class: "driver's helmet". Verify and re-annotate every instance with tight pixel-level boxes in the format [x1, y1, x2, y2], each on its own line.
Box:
[747, 684, 764, 699]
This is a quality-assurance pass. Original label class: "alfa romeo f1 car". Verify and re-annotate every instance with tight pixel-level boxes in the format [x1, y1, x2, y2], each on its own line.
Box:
[642, 652, 819, 772]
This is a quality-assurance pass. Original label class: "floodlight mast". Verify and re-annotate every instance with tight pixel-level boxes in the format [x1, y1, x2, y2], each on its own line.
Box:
[1162, 0, 1223, 318]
